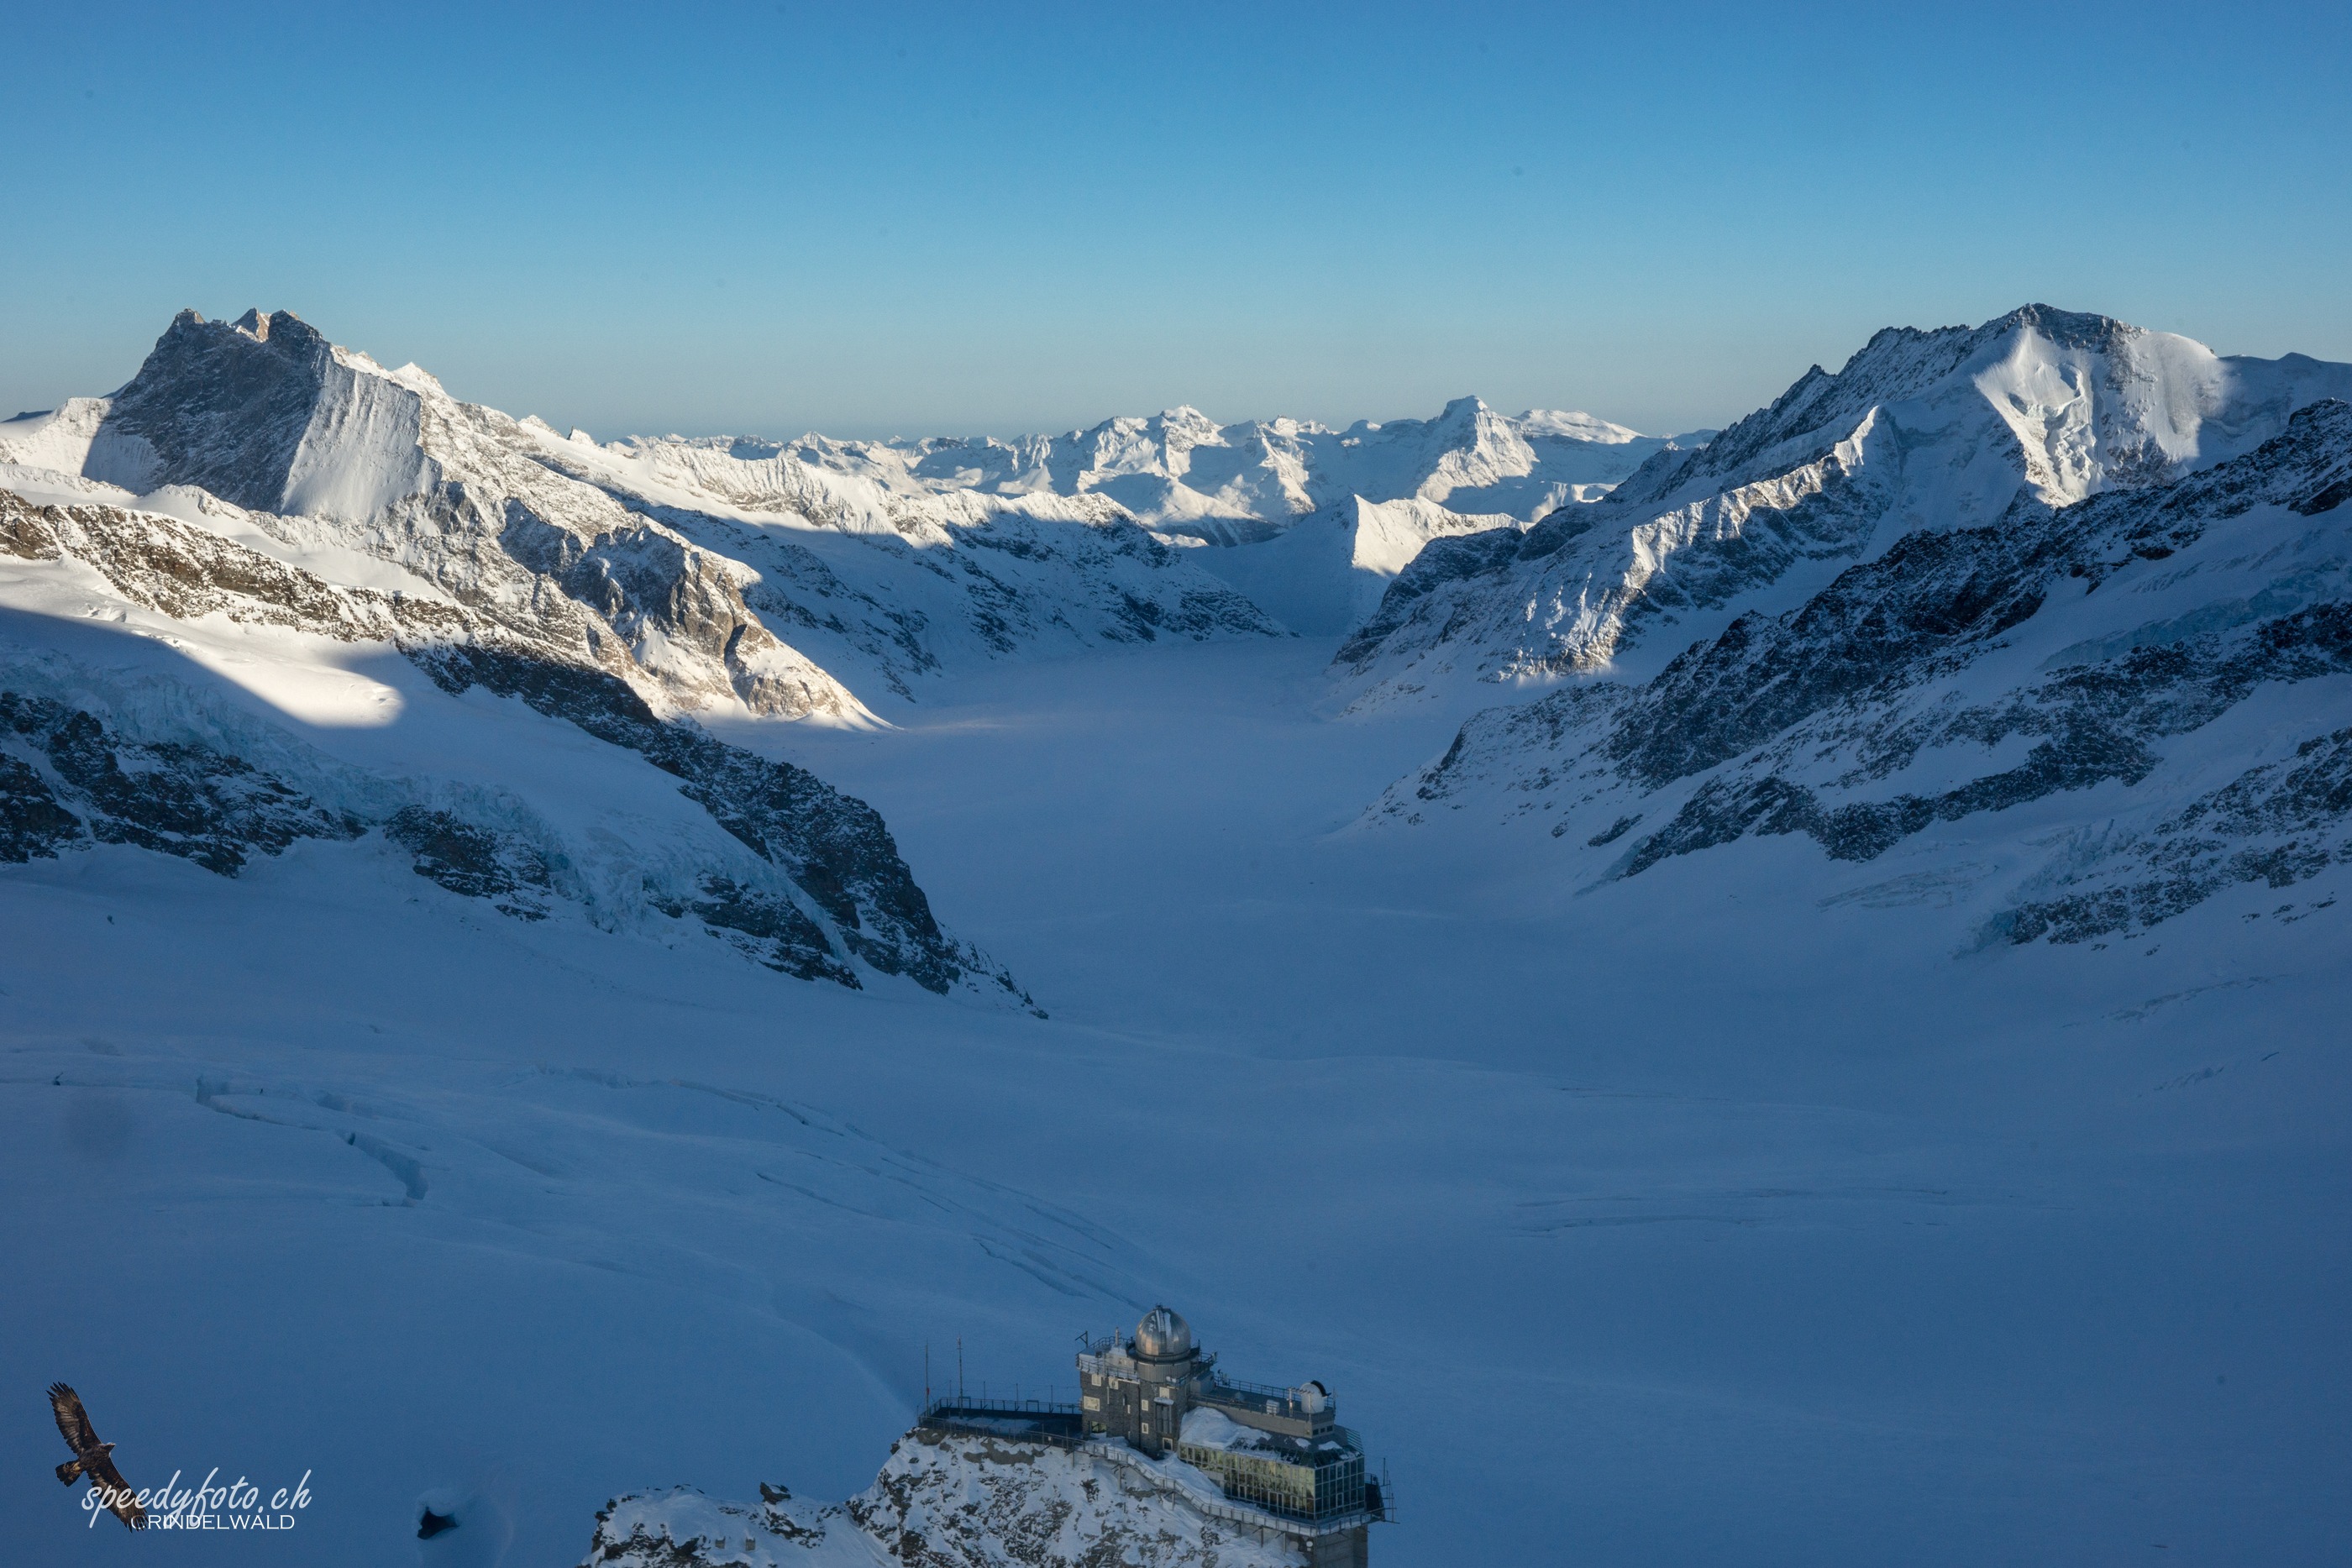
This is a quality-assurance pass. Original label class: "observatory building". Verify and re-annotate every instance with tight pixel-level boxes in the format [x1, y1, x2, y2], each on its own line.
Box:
[1079, 1306, 1380, 1536]
[921, 1306, 1385, 1567]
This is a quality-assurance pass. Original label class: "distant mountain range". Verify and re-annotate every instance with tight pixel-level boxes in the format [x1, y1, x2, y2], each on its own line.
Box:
[764, 396, 1695, 541]
[664, 396, 1710, 637]
[3, 301, 2346, 981]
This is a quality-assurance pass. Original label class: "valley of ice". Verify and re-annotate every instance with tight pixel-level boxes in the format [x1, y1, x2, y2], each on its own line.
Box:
[5, 304, 2350, 1565]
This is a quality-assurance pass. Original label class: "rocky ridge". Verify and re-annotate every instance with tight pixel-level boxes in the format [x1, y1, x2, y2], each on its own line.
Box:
[1379, 399, 2352, 947]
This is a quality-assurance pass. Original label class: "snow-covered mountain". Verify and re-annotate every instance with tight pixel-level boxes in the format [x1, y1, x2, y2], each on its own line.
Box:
[0, 308, 1724, 722]
[1379, 394, 2352, 949]
[1337, 306, 2352, 707]
[0, 307, 1698, 1005]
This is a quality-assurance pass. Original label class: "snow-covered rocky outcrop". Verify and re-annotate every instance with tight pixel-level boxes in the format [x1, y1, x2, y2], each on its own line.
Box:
[1337, 306, 2352, 706]
[1378, 396, 2352, 947]
[581, 1433, 1312, 1568]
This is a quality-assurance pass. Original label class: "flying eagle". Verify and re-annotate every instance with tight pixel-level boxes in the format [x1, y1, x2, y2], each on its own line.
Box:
[49, 1383, 146, 1529]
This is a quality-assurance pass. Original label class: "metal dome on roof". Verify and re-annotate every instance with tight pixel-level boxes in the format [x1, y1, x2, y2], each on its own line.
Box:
[1133, 1304, 1194, 1361]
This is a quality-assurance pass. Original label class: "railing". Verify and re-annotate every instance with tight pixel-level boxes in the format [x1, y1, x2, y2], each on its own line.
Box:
[916, 1398, 1087, 1451]
[923, 1396, 1082, 1417]
[1206, 1374, 1295, 1401]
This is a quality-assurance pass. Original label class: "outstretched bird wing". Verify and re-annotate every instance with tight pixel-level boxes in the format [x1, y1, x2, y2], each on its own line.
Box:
[48, 1384, 144, 1529]
[47, 1384, 97, 1454]
[87, 1450, 146, 1529]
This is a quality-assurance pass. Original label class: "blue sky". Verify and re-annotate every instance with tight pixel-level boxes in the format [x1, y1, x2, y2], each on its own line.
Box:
[3, 1, 2348, 439]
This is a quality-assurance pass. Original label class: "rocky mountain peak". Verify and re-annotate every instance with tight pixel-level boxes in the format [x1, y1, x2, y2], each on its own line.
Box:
[100, 306, 341, 510]
[1989, 302, 2137, 354]
[1609, 304, 2174, 515]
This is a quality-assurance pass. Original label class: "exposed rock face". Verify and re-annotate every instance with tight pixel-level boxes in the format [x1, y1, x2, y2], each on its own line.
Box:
[1380, 400, 2352, 947]
[582, 1434, 1311, 1568]
[1337, 424, 1887, 684]
[1337, 306, 2352, 703]
[384, 805, 558, 920]
[652, 873, 854, 986]
[96, 307, 354, 511]
[1, 485, 455, 642]
[0, 487, 1026, 999]
[0, 690, 359, 873]
[1996, 725, 2352, 944]
[0, 750, 81, 862]
[580, 467, 1280, 699]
